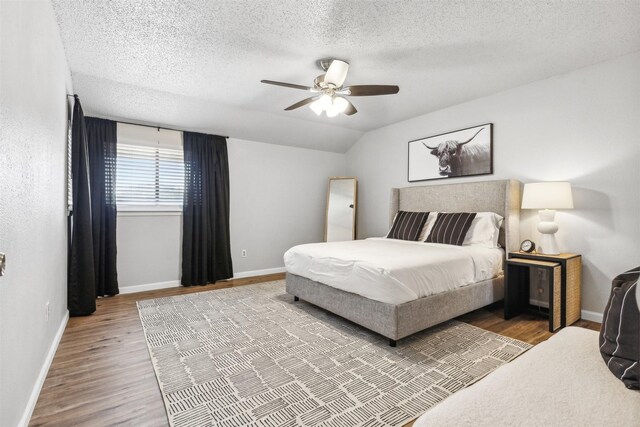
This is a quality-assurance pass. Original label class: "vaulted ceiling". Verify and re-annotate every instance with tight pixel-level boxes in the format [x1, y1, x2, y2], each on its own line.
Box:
[52, 0, 640, 153]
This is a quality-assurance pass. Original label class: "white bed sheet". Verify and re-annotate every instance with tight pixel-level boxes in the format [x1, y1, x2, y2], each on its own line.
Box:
[284, 238, 504, 305]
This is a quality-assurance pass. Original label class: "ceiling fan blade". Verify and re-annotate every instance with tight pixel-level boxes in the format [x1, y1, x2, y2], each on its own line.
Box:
[343, 99, 357, 116]
[261, 80, 313, 91]
[324, 60, 349, 87]
[284, 96, 319, 111]
[343, 85, 399, 96]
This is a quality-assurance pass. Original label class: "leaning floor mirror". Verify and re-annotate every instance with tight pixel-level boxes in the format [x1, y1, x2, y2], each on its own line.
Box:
[325, 177, 357, 242]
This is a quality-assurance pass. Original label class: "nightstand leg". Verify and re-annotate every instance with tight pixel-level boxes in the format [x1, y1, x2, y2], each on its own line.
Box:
[549, 265, 562, 332]
[505, 264, 529, 319]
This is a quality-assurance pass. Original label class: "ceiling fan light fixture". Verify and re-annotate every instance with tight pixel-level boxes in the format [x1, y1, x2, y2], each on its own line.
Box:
[324, 59, 349, 87]
[326, 107, 340, 118]
[318, 94, 332, 110]
[333, 96, 349, 112]
[310, 94, 332, 115]
[309, 100, 324, 115]
[325, 96, 348, 117]
[261, 59, 399, 117]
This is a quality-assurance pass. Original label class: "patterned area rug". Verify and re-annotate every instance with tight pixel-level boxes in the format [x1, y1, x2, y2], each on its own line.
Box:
[137, 280, 531, 427]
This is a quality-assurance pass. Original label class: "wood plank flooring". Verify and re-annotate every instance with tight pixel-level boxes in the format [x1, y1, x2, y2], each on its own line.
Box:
[30, 273, 599, 426]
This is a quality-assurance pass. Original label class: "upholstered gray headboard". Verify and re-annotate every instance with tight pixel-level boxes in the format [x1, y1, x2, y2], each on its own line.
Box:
[389, 179, 522, 253]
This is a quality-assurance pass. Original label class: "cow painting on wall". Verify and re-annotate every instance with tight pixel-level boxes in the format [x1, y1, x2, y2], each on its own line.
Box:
[408, 123, 493, 182]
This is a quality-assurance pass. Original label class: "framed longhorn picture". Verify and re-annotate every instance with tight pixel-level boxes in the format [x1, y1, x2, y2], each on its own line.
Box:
[408, 123, 493, 182]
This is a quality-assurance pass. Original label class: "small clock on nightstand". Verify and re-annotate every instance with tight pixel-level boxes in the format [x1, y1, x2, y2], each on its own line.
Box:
[520, 239, 536, 253]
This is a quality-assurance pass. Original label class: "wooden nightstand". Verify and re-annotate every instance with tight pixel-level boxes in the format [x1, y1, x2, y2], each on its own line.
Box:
[505, 252, 582, 332]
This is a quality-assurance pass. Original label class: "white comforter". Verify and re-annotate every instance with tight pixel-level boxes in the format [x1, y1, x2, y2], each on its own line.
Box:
[284, 238, 503, 305]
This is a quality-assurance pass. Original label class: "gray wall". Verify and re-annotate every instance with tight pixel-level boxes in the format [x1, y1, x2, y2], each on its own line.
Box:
[346, 52, 640, 316]
[0, 1, 72, 425]
[117, 138, 346, 289]
[228, 139, 346, 273]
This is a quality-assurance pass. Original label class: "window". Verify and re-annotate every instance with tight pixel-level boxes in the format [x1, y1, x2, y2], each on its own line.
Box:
[116, 124, 184, 211]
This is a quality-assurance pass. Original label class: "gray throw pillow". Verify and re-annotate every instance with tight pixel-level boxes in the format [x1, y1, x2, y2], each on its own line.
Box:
[599, 267, 639, 389]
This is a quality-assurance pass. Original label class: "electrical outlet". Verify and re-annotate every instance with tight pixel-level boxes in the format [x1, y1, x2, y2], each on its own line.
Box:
[241, 250, 247, 258]
[45, 301, 50, 322]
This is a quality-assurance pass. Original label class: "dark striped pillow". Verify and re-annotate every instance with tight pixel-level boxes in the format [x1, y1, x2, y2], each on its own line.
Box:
[599, 267, 639, 390]
[387, 211, 430, 241]
[425, 212, 477, 246]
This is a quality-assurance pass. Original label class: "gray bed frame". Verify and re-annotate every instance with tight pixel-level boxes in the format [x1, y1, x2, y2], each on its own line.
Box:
[286, 179, 522, 346]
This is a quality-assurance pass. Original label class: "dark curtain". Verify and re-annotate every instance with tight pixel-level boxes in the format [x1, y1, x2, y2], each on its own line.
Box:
[86, 117, 119, 296]
[68, 96, 96, 315]
[181, 132, 233, 285]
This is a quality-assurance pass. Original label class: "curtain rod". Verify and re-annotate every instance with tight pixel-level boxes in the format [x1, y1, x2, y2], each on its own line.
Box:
[66, 94, 229, 139]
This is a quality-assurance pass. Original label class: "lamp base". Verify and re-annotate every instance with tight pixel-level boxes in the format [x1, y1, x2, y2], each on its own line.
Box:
[538, 233, 560, 255]
[537, 209, 560, 255]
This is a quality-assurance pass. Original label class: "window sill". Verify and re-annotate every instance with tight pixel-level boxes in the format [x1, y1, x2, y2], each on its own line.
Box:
[117, 207, 182, 217]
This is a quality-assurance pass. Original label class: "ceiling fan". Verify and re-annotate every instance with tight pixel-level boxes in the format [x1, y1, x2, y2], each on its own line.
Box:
[261, 58, 399, 117]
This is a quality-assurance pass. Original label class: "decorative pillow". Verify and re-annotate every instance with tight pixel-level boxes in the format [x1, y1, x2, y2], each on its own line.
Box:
[463, 212, 504, 248]
[387, 211, 430, 241]
[419, 211, 439, 241]
[600, 267, 639, 390]
[425, 212, 477, 246]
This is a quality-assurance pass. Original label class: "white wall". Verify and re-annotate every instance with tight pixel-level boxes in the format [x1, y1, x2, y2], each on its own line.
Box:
[117, 138, 345, 289]
[346, 52, 640, 316]
[228, 139, 346, 273]
[117, 213, 182, 289]
[0, 1, 72, 426]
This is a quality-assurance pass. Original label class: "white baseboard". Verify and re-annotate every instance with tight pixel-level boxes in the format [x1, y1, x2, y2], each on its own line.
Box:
[119, 280, 181, 294]
[526, 300, 602, 324]
[19, 310, 69, 427]
[118, 268, 286, 294]
[581, 309, 603, 323]
[232, 267, 286, 279]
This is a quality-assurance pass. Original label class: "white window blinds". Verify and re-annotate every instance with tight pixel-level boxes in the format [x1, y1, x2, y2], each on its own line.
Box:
[116, 124, 184, 209]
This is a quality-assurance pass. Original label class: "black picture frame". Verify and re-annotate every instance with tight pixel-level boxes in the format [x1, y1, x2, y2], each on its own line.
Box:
[407, 123, 493, 182]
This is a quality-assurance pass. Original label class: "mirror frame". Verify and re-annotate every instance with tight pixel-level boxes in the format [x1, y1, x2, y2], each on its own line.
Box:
[324, 176, 358, 242]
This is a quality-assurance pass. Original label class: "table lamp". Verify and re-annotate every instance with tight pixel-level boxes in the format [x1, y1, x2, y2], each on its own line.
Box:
[521, 182, 573, 255]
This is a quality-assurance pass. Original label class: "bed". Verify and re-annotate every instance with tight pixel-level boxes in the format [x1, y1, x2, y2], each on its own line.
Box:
[413, 327, 640, 426]
[285, 179, 522, 346]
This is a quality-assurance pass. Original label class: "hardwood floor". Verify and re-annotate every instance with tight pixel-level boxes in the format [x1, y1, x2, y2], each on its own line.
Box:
[30, 273, 599, 426]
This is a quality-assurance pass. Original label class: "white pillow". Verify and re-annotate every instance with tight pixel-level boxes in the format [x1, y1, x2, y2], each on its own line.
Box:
[418, 212, 439, 241]
[462, 212, 504, 248]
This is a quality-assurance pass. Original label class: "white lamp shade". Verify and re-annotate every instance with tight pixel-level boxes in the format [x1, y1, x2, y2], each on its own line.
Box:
[332, 96, 348, 113]
[309, 100, 323, 115]
[324, 60, 349, 87]
[325, 107, 340, 118]
[522, 182, 574, 209]
[326, 96, 348, 117]
[317, 94, 332, 110]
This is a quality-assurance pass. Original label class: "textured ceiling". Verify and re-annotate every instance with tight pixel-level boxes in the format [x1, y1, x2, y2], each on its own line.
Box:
[52, 0, 640, 153]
